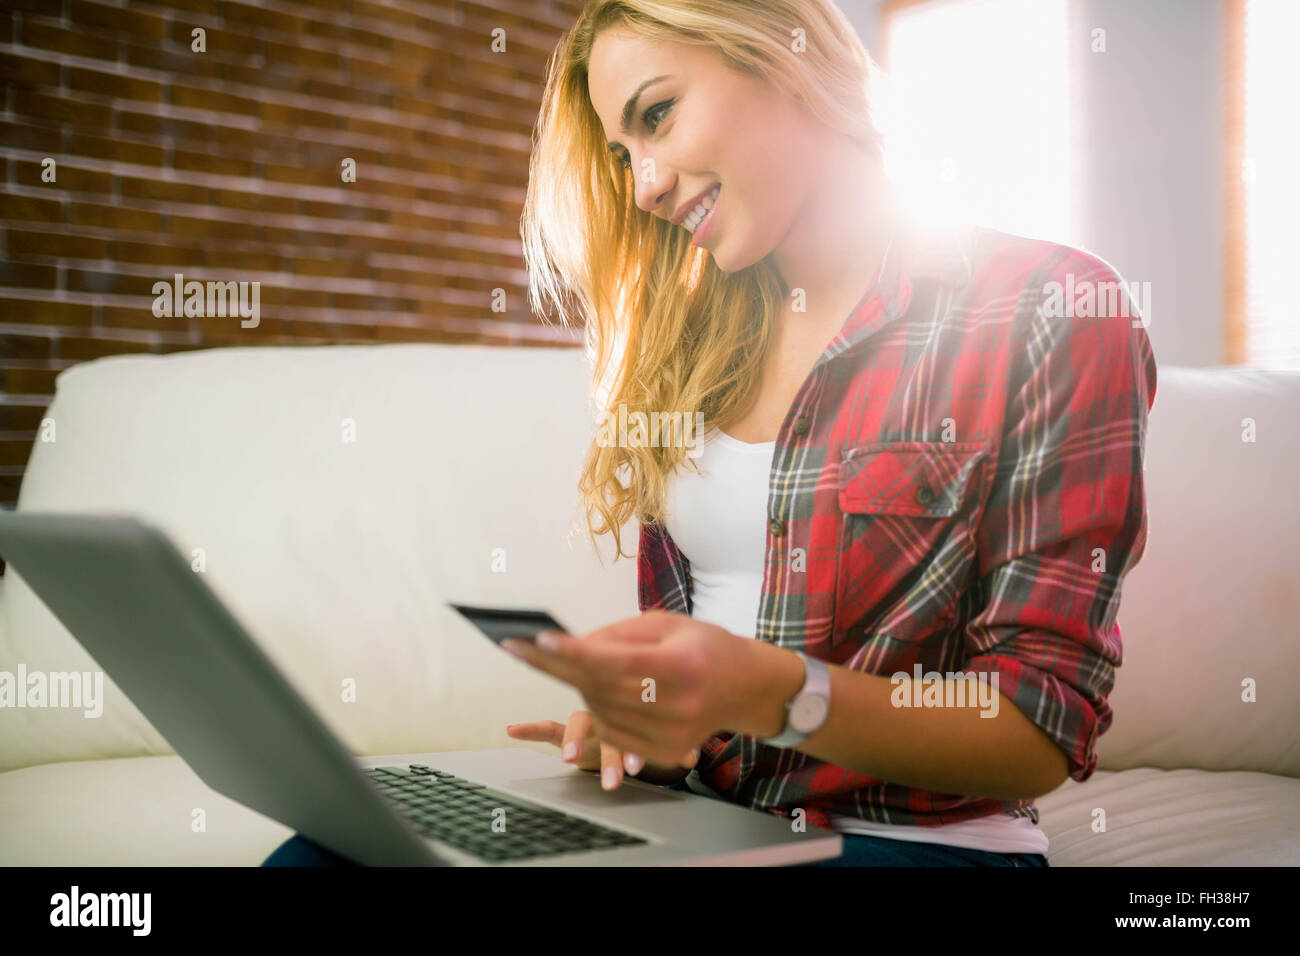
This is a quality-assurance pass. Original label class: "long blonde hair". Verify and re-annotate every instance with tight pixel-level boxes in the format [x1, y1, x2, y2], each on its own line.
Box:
[521, 0, 886, 561]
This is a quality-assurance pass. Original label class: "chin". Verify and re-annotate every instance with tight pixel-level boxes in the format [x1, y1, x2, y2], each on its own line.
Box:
[706, 240, 759, 274]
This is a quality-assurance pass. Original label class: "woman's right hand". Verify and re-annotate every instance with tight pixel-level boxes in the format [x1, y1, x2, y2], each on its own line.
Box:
[506, 710, 700, 790]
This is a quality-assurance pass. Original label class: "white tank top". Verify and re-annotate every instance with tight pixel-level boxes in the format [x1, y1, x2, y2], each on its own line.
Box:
[663, 428, 1050, 856]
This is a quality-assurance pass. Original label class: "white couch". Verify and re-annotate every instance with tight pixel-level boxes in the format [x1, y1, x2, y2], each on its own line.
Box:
[1, 345, 1297, 866]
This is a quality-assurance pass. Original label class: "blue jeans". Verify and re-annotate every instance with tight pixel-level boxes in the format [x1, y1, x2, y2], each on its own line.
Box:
[261, 780, 1048, 868]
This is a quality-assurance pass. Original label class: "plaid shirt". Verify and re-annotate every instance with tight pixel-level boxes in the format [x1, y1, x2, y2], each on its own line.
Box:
[638, 219, 1158, 830]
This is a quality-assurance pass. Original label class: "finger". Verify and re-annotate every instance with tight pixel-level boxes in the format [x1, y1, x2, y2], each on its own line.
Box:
[599, 740, 624, 791]
[504, 720, 565, 746]
[681, 747, 700, 769]
[559, 710, 592, 764]
[591, 714, 682, 769]
[579, 609, 679, 645]
[623, 751, 645, 776]
[509, 635, 659, 692]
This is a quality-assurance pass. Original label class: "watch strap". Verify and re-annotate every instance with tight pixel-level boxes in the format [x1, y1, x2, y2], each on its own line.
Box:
[761, 652, 831, 748]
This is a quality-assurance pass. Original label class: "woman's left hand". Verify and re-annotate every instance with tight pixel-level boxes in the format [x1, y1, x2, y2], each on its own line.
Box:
[501, 609, 756, 768]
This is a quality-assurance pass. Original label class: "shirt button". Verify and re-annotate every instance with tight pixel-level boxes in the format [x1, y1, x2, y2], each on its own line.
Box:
[768, 518, 784, 536]
[792, 416, 809, 436]
[915, 484, 935, 507]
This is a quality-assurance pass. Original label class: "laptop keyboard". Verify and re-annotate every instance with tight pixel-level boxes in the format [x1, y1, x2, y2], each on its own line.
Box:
[365, 764, 648, 862]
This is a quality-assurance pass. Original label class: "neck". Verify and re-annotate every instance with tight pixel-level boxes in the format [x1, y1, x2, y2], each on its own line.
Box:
[767, 139, 900, 327]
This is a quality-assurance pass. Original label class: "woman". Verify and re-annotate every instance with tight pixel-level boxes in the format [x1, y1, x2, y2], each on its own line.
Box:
[265, 0, 1156, 867]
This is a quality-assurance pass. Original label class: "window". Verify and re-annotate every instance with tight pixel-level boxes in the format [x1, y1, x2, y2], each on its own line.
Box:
[877, 0, 1073, 243]
[1225, 0, 1300, 369]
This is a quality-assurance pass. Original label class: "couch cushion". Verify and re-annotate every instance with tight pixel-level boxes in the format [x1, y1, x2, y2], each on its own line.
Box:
[1035, 766, 1300, 865]
[0, 755, 292, 865]
[4, 755, 1295, 866]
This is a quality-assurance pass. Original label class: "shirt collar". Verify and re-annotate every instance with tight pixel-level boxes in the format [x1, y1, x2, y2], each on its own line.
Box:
[825, 216, 974, 360]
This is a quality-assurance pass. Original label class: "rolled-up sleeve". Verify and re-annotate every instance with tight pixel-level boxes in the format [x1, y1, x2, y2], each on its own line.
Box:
[963, 250, 1158, 783]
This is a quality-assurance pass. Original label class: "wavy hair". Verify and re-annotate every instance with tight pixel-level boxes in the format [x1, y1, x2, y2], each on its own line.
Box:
[521, 0, 887, 561]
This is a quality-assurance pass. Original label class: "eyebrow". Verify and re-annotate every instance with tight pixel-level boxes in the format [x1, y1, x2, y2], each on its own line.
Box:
[605, 73, 673, 152]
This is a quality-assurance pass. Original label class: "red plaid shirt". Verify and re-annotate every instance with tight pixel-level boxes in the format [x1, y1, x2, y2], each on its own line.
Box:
[637, 219, 1158, 830]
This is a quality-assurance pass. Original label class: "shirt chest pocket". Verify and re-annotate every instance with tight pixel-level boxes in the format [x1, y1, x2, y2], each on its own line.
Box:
[832, 440, 992, 648]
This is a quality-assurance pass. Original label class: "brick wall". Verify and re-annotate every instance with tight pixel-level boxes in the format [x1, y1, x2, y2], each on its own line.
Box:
[0, 0, 586, 532]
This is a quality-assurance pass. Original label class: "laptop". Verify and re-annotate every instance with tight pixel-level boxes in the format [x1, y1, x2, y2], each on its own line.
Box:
[0, 511, 842, 866]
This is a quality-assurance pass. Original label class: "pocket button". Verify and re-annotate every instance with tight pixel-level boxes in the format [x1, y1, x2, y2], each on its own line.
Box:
[915, 484, 935, 507]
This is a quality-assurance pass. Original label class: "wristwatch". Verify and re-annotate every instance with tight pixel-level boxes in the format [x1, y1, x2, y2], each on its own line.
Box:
[760, 651, 831, 748]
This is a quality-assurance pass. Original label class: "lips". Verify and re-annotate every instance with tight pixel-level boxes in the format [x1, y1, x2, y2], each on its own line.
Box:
[673, 182, 721, 226]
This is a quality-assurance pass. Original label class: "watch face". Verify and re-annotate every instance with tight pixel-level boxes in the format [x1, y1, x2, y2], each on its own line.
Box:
[791, 694, 829, 733]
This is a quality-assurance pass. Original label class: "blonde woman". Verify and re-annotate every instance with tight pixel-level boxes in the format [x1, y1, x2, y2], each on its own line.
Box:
[264, 0, 1156, 868]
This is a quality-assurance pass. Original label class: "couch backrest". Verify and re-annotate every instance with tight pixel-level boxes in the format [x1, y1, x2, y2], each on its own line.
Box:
[1097, 365, 1299, 777]
[2, 348, 1296, 778]
[0, 344, 632, 773]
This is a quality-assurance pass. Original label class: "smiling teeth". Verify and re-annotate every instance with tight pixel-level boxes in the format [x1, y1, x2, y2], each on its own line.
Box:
[684, 185, 720, 231]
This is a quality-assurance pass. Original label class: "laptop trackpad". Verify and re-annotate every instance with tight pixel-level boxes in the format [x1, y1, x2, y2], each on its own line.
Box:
[509, 773, 687, 809]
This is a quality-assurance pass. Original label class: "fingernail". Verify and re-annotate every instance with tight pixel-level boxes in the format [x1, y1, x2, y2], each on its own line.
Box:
[624, 752, 644, 775]
[602, 766, 620, 790]
[536, 630, 562, 652]
[501, 639, 527, 659]
[562, 742, 578, 761]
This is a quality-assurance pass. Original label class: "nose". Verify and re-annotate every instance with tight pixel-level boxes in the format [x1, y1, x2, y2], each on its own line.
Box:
[630, 160, 673, 219]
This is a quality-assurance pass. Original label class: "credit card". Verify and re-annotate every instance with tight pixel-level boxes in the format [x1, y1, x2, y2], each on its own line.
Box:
[449, 603, 570, 647]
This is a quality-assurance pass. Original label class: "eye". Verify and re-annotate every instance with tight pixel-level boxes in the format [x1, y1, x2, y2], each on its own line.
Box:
[644, 98, 674, 133]
[615, 99, 675, 171]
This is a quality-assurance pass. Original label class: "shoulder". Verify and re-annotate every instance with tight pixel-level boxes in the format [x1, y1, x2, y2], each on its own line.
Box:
[957, 225, 1157, 408]
[957, 225, 1132, 302]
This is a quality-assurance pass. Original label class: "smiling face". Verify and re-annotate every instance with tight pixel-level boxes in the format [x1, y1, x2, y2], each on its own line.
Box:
[587, 27, 831, 273]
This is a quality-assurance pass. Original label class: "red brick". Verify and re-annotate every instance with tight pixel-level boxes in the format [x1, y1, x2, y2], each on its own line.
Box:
[168, 214, 260, 241]
[170, 84, 262, 117]
[222, 2, 307, 36]
[0, 331, 54, 360]
[21, 19, 118, 62]
[116, 111, 206, 143]
[59, 335, 155, 361]
[67, 202, 163, 233]
[0, 439, 40, 468]
[65, 133, 165, 166]
[172, 149, 255, 178]
[67, 66, 165, 103]
[69, 0, 168, 41]
[6, 230, 107, 260]
[120, 177, 214, 206]
[0, 52, 61, 87]
[101, 304, 190, 334]
[46, 165, 115, 195]
[211, 188, 296, 216]
[66, 268, 158, 296]
[2, 368, 60, 395]
[201, 248, 285, 271]
[0, 120, 61, 153]
[0, 194, 64, 224]
[0, 404, 45, 430]
[0, 262, 57, 289]
[0, 298, 94, 327]
[112, 238, 204, 265]
[14, 90, 114, 128]
[168, 22, 264, 57]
